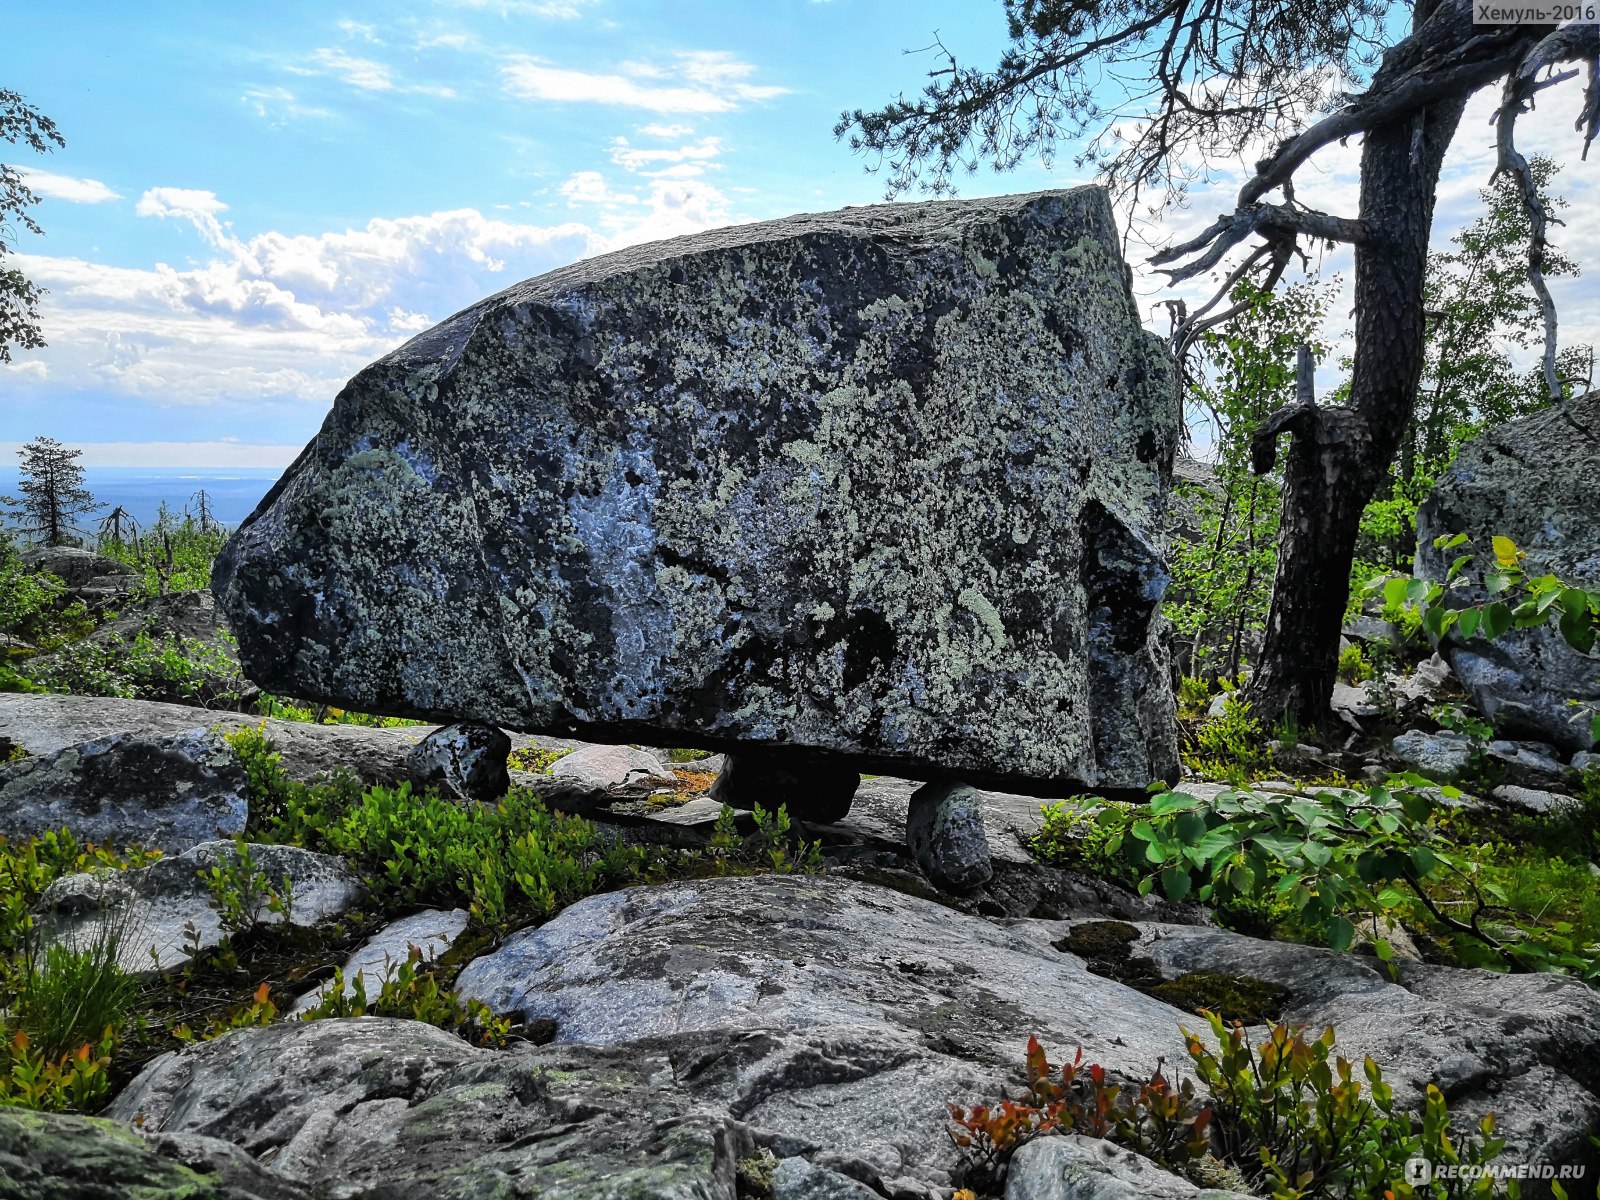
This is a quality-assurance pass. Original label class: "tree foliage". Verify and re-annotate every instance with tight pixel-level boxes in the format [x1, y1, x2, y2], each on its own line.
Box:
[0, 90, 64, 364]
[1169, 278, 1334, 681]
[2, 437, 97, 547]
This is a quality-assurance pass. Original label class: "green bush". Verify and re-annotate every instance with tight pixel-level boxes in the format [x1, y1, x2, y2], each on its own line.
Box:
[1186, 1015, 1513, 1199]
[0, 542, 93, 652]
[1337, 643, 1373, 685]
[1185, 696, 1271, 784]
[226, 724, 648, 929]
[300, 944, 509, 1048]
[952, 1025, 1517, 1199]
[28, 628, 244, 707]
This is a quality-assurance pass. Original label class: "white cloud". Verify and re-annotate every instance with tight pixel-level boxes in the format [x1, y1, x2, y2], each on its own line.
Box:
[241, 86, 333, 123]
[558, 170, 734, 250]
[454, 0, 601, 15]
[290, 48, 456, 97]
[19, 169, 122, 204]
[609, 135, 721, 174]
[502, 51, 786, 113]
[335, 19, 379, 41]
[12, 201, 595, 410]
[638, 122, 695, 139]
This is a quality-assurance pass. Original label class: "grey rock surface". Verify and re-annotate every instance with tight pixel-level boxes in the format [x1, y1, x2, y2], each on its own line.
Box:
[1122, 920, 1600, 1174]
[905, 779, 994, 892]
[290, 907, 471, 1014]
[97, 873, 1600, 1196]
[213, 188, 1180, 799]
[111, 1018, 749, 1199]
[1416, 390, 1600, 753]
[19, 545, 139, 587]
[1390, 729, 1474, 779]
[1005, 1136, 1250, 1200]
[1490, 783, 1580, 816]
[36, 839, 365, 972]
[0, 693, 430, 786]
[548, 743, 675, 794]
[0, 726, 247, 854]
[770, 1156, 883, 1200]
[405, 721, 510, 801]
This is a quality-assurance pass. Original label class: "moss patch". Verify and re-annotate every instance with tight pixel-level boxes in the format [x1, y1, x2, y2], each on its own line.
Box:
[1150, 970, 1290, 1026]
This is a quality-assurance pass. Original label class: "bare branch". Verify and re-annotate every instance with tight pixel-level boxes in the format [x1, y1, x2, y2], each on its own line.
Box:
[1492, 22, 1600, 400]
[1150, 202, 1366, 285]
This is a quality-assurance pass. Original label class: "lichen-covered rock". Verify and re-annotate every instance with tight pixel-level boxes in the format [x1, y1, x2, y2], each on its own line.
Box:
[109, 1018, 745, 1200]
[405, 722, 510, 801]
[1416, 391, 1600, 753]
[1389, 729, 1473, 780]
[213, 187, 1179, 799]
[0, 727, 248, 854]
[905, 779, 994, 892]
[0, 1107, 308, 1200]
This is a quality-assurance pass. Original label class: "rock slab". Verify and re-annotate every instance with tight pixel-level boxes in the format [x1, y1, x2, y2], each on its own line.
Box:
[0, 727, 248, 854]
[213, 187, 1180, 799]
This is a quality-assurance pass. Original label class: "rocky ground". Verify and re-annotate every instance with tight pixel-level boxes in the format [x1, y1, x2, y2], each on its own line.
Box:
[3, 684, 1600, 1200]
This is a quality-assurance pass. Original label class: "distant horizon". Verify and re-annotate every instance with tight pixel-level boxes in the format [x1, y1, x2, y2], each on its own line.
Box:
[0, 442, 302, 471]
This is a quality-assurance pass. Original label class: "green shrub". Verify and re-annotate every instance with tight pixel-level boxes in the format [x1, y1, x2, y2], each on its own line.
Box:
[1337, 643, 1373, 685]
[228, 724, 648, 929]
[1185, 696, 1271, 784]
[948, 1035, 1211, 1191]
[0, 543, 93, 652]
[299, 944, 509, 1048]
[29, 628, 244, 707]
[506, 744, 571, 773]
[1185, 1015, 1513, 1198]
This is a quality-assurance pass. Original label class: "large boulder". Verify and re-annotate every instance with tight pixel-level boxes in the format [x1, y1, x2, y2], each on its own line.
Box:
[1416, 391, 1600, 753]
[213, 188, 1180, 800]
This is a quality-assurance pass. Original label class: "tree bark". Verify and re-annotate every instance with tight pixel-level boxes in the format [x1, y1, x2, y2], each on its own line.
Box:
[1246, 95, 1467, 726]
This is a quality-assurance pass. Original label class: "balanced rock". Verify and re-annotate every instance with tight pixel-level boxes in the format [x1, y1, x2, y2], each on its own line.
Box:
[214, 187, 1179, 799]
[906, 779, 994, 892]
[1416, 390, 1600, 753]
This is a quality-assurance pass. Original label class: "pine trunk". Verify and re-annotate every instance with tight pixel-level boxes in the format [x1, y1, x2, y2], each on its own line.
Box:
[1246, 96, 1467, 727]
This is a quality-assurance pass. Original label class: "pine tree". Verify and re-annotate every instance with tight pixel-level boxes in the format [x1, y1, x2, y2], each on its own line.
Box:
[2, 437, 98, 546]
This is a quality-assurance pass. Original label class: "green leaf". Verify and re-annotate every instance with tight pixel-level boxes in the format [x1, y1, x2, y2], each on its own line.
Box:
[1405, 577, 1432, 605]
[1456, 606, 1483, 640]
[1161, 868, 1191, 903]
[1149, 791, 1201, 817]
[1484, 570, 1513, 596]
[1326, 915, 1356, 953]
[1174, 811, 1208, 846]
[1409, 846, 1437, 877]
[1480, 602, 1512, 641]
[1301, 840, 1333, 868]
[1383, 576, 1410, 610]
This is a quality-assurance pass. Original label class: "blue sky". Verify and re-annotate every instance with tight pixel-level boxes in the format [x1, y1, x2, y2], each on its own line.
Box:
[4, 1, 1595, 466]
